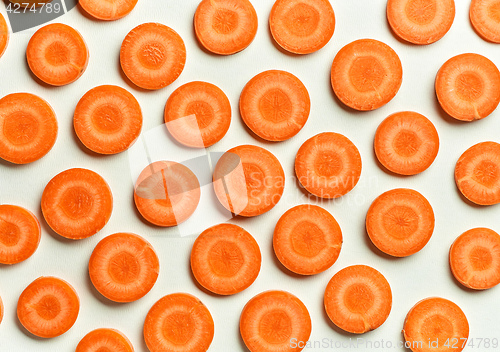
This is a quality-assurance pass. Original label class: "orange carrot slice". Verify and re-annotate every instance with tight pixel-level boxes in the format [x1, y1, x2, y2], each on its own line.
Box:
[470, 0, 500, 43]
[0, 93, 58, 164]
[450, 227, 500, 290]
[403, 297, 469, 352]
[240, 70, 310, 141]
[191, 223, 261, 295]
[41, 168, 113, 239]
[134, 161, 200, 227]
[213, 145, 285, 217]
[240, 290, 311, 352]
[74, 85, 143, 155]
[455, 141, 500, 206]
[80, 0, 138, 21]
[331, 39, 403, 111]
[120, 23, 186, 90]
[273, 204, 342, 275]
[436, 53, 500, 121]
[164, 81, 231, 148]
[269, 0, 335, 54]
[324, 265, 392, 334]
[194, 0, 258, 55]
[17, 277, 79, 338]
[295, 132, 362, 199]
[375, 111, 440, 176]
[77, 328, 134, 352]
[0, 13, 8, 58]
[144, 293, 214, 352]
[27, 23, 88, 86]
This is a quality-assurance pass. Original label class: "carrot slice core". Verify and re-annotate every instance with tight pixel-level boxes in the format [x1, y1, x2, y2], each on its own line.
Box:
[76, 328, 134, 352]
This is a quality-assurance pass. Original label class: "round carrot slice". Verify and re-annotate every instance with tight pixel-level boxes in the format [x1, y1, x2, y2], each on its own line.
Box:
[436, 53, 500, 121]
[194, 0, 258, 55]
[77, 328, 134, 352]
[134, 161, 200, 227]
[213, 145, 285, 217]
[324, 265, 392, 334]
[269, 0, 335, 54]
[41, 168, 113, 239]
[120, 23, 186, 90]
[387, 0, 455, 45]
[144, 293, 214, 352]
[27, 23, 88, 86]
[0, 93, 58, 164]
[240, 290, 311, 352]
[295, 132, 362, 199]
[273, 204, 342, 275]
[80, 0, 138, 21]
[403, 297, 469, 352]
[17, 277, 80, 338]
[239, 70, 310, 141]
[470, 0, 500, 43]
[375, 111, 440, 176]
[455, 141, 500, 206]
[74, 85, 143, 155]
[164, 81, 231, 148]
[331, 39, 403, 111]
[0, 13, 8, 59]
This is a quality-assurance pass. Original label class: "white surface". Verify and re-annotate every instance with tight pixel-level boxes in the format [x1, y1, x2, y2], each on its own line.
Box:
[1, 1, 500, 351]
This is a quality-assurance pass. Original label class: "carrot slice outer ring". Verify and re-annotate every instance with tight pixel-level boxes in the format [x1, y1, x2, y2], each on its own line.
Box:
[470, 0, 500, 44]
[76, 328, 134, 352]
[79, 0, 138, 21]
[0, 13, 9, 58]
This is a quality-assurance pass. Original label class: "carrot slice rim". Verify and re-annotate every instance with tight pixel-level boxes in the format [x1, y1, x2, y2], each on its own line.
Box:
[79, 0, 138, 21]
[76, 328, 134, 352]
[0, 13, 8, 58]
[470, 0, 500, 43]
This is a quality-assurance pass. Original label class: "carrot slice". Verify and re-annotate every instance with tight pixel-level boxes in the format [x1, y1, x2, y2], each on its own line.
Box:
[17, 277, 80, 338]
[213, 145, 285, 217]
[331, 39, 403, 111]
[164, 81, 231, 148]
[273, 204, 342, 275]
[120, 23, 186, 90]
[134, 161, 201, 227]
[403, 297, 469, 352]
[41, 168, 113, 239]
[470, 0, 500, 43]
[0, 13, 8, 59]
[0, 93, 58, 164]
[191, 223, 261, 295]
[194, 0, 258, 55]
[240, 290, 311, 352]
[324, 265, 392, 334]
[74, 85, 143, 155]
[144, 293, 214, 352]
[239, 70, 310, 141]
[77, 328, 134, 352]
[269, 0, 335, 54]
[79, 0, 138, 21]
[27, 23, 88, 86]
[295, 132, 362, 199]
[455, 141, 500, 205]
[436, 53, 500, 121]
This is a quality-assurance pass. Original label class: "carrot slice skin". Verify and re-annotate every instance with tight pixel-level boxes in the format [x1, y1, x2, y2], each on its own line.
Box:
[240, 70, 310, 141]
[77, 328, 134, 352]
[74, 85, 143, 155]
[194, 0, 258, 55]
[470, 0, 500, 43]
[79, 0, 138, 21]
[240, 290, 312, 352]
[270, 0, 335, 54]
[120, 23, 186, 90]
[164, 81, 231, 148]
[273, 204, 342, 275]
[0, 13, 8, 58]
[17, 277, 80, 338]
[144, 293, 214, 352]
[324, 265, 392, 334]
[41, 168, 113, 239]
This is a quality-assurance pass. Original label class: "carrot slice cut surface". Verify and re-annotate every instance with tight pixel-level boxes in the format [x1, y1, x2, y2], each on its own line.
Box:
[194, 0, 258, 55]
[74, 85, 143, 155]
[240, 70, 310, 141]
[455, 141, 500, 205]
[470, 0, 500, 43]
[120, 23, 186, 90]
[134, 161, 201, 227]
[240, 290, 311, 352]
[213, 145, 285, 217]
[77, 328, 134, 352]
[324, 265, 392, 334]
[331, 39, 403, 111]
[270, 0, 335, 54]
[164, 81, 231, 148]
[41, 168, 113, 239]
[0, 13, 8, 58]
[17, 277, 79, 338]
[403, 297, 469, 352]
[144, 293, 214, 352]
[273, 204, 342, 275]
[436, 53, 500, 121]
[80, 0, 138, 21]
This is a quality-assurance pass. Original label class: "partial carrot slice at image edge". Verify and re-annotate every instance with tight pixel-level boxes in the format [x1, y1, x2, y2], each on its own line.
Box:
[79, 0, 138, 21]
[470, 0, 500, 43]
[76, 328, 134, 352]
[0, 13, 8, 58]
